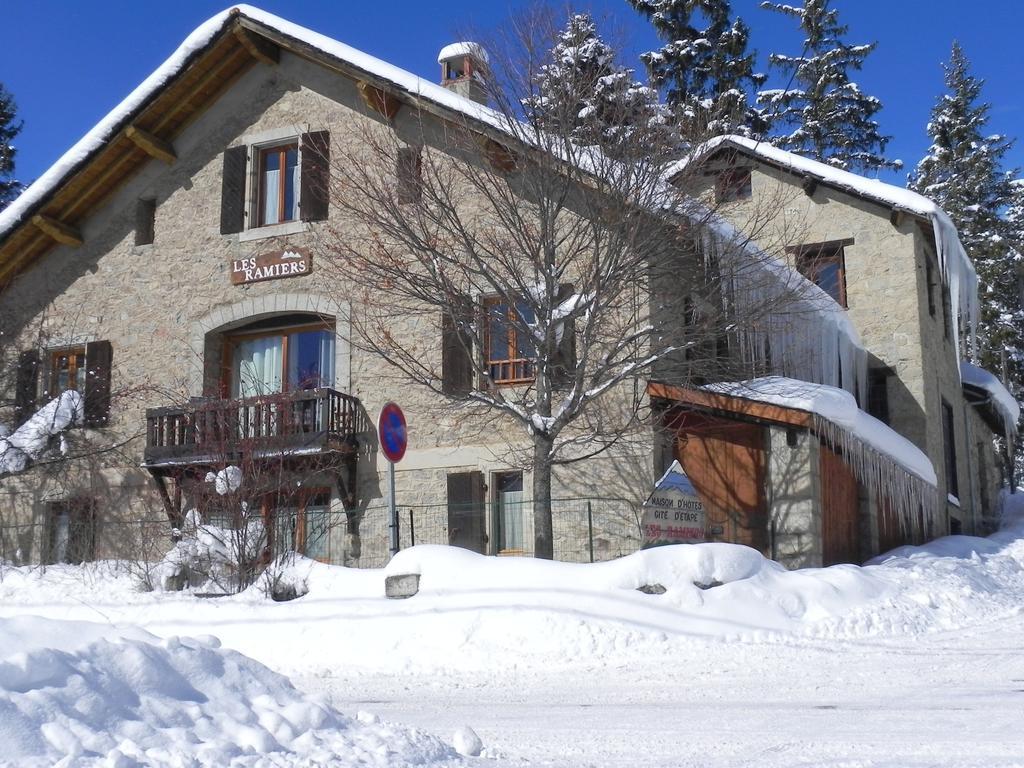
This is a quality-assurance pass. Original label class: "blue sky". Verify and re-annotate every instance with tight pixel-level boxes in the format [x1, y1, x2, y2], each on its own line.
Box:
[2, 1, 1022, 188]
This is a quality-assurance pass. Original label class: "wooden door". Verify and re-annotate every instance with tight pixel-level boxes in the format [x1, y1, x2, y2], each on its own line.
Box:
[672, 411, 767, 552]
[447, 471, 487, 553]
[820, 446, 861, 565]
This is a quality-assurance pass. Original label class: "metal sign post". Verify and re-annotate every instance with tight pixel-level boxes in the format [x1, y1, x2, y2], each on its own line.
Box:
[377, 402, 408, 559]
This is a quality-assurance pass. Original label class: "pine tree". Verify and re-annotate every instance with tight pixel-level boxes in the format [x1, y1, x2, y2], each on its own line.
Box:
[758, 0, 901, 173]
[628, 0, 767, 139]
[524, 13, 675, 157]
[909, 43, 1023, 422]
[0, 83, 23, 210]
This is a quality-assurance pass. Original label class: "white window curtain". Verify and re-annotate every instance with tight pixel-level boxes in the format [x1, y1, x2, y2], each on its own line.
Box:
[233, 337, 283, 398]
[262, 162, 280, 224]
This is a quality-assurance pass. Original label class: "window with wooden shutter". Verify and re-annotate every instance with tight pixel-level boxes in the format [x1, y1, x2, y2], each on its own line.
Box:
[446, 470, 487, 553]
[299, 131, 330, 222]
[220, 145, 248, 234]
[14, 349, 40, 425]
[441, 299, 474, 396]
[83, 340, 113, 428]
[551, 283, 577, 387]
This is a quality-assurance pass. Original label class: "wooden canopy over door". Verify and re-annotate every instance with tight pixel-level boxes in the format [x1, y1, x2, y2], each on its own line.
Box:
[669, 410, 768, 553]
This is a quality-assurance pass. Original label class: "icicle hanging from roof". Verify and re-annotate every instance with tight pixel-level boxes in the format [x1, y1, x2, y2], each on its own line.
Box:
[698, 218, 868, 404]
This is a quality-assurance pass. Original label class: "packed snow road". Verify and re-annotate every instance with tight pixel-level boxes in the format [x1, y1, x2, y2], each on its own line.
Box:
[300, 612, 1024, 767]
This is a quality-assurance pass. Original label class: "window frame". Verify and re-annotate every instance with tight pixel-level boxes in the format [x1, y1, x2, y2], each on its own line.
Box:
[48, 345, 87, 398]
[714, 166, 753, 204]
[221, 320, 336, 398]
[256, 141, 299, 228]
[483, 296, 536, 386]
[941, 398, 959, 500]
[790, 239, 852, 308]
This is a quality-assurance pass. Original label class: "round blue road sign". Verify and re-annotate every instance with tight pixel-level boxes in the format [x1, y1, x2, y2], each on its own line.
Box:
[378, 402, 407, 463]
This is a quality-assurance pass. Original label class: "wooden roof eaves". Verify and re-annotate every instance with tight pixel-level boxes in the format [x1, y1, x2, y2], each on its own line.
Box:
[0, 18, 255, 291]
[647, 380, 813, 430]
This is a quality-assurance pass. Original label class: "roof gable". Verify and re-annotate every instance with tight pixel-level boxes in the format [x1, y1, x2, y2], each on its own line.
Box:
[0, 5, 512, 289]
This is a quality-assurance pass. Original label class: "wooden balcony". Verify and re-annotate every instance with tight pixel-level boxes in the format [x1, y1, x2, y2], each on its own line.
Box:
[144, 388, 364, 467]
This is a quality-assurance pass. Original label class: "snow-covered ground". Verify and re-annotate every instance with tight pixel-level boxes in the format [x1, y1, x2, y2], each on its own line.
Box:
[3, 496, 1024, 766]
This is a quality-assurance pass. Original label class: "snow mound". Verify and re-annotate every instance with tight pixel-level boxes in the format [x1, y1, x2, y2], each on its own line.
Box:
[0, 616, 458, 767]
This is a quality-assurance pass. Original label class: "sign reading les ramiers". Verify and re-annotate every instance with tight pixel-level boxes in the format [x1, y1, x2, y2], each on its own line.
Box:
[231, 247, 312, 285]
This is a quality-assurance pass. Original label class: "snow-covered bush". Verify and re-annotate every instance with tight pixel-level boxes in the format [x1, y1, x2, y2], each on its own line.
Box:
[150, 508, 267, 593]
[0, 391, 83, 476]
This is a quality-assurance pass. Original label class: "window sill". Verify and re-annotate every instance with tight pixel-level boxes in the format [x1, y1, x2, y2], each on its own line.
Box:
[238, 220, 309, 243]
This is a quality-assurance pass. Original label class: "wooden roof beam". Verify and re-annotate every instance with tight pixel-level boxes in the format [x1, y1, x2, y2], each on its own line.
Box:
[32, 215, 83, 247]
[356, 81, 402, 121]
[126, 126, 176, 164]
[233, 26, 279, 67]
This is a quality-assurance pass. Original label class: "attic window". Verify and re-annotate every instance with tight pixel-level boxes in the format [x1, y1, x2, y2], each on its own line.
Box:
[715, 167, 752, 203]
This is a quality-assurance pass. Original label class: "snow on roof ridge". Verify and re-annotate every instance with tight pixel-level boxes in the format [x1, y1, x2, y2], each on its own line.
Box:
[0, 4, 508, 242]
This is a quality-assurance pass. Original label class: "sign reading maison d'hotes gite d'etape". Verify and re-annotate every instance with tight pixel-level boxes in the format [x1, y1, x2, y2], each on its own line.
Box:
[641, 460, 706, 548]
[231, 247, 312, 285]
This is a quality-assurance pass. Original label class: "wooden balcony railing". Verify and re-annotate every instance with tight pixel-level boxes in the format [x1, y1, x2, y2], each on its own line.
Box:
[144, 388, 363, 465]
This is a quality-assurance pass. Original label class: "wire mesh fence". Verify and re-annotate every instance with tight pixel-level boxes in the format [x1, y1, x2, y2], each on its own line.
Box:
[0, 497, 644, 573]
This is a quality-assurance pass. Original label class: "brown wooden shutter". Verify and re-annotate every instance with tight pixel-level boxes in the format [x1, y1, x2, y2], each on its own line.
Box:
[84, 340, 113, 427]
[220, 146, 248, 235]
[441, 297, 474, 396]
[552, 283, 577, 388]
[446, 470, 487, 553]
[14, 349, 40, 425]
[396, 146, 422, 204]
[300, 131, 330, 222]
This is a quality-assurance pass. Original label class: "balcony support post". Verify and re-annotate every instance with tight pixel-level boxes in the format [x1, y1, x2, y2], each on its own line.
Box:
[150, 473, 184, 533]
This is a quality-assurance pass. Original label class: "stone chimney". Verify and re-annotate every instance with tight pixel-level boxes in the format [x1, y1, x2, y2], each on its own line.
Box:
[438, 42, 489, 105]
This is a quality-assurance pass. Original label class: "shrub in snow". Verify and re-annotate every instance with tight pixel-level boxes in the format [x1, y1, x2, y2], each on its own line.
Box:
[205, 464, 243, 495]
[151, 509, 267, 593]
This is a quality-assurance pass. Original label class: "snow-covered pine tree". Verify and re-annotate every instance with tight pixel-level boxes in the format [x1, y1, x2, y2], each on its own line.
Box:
[909, 43, 1023, 442]
[628, 0, 766, 139]
[758, 0, 901, 173]
[523, 13, 674, 158]
[0, 83, 23, 210]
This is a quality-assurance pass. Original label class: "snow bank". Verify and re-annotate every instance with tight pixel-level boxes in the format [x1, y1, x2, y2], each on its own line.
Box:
[0, 615, 459, 767]
[960, 360, 1020, 438]
[0, 391, 83, 476]
[3, 517, 1024, 681]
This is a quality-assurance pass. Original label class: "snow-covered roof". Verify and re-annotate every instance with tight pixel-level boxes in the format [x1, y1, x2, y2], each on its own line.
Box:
[669, 136, 981, 366]
[960, 361, 1020, 438]
[0, 5, 510, 243]
[437, 42, 489, 64]
[703, 377, 936, 486]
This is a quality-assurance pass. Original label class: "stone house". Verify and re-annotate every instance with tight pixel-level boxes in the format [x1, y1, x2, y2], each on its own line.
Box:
[647, 136, 1016, 565]
[0, 9, 1011, 571]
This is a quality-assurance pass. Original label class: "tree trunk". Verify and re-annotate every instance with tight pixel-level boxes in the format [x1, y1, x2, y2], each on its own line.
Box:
[533, 432, 554, 559]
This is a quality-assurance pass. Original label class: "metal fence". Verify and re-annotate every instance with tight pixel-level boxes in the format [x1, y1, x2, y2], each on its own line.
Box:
[0, 497, 644, 573]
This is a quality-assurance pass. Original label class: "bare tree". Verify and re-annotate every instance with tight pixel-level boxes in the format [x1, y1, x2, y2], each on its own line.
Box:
[317, 9, 838, 558]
